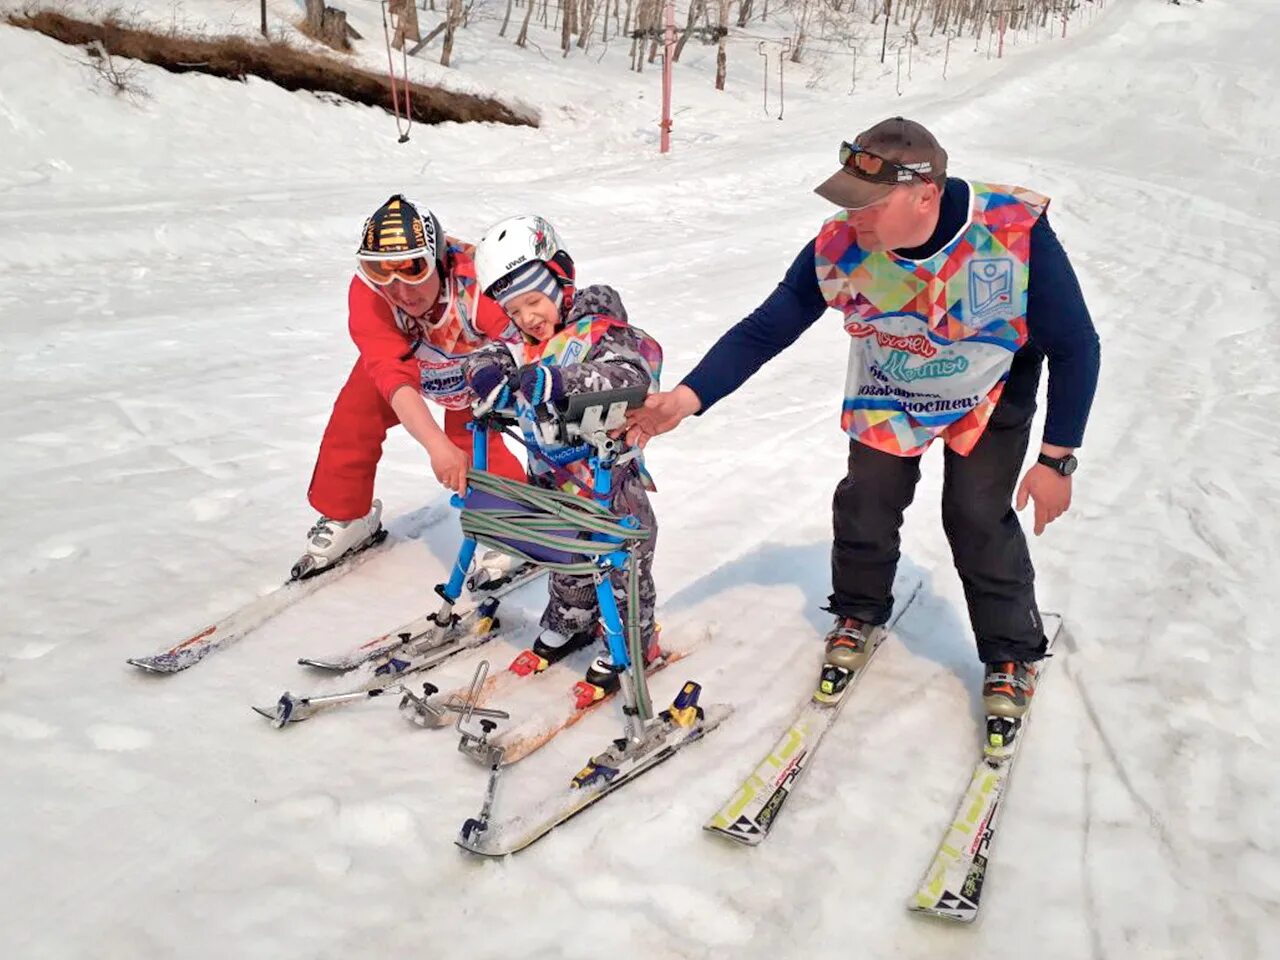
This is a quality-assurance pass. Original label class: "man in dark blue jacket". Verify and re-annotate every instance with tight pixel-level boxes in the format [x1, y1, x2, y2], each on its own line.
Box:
[627, 117, 1100, 726]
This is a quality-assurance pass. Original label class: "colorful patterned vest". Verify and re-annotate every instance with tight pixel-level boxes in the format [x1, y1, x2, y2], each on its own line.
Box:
[393, 238, 514, 410]
[814, 181, 1048, 456]
[518, 315, 663, 495]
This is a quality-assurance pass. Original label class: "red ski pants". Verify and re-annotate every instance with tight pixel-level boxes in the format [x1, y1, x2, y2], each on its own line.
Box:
[308, 360, 525, 521]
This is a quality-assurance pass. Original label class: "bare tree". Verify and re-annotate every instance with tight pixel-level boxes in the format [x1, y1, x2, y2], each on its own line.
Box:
[715, 0, 730, 88]
[789, 0, 814, 61]
[879, 0, 890, 62]
[561, 0, 575, 53]
[672, 0, 703, 61]
[441, 0, 463, 64]
[647, 0, 663, 66]
[907, 0, 925, 43]
[631, 0, 658, 72]
[517, 0, 536, 45]
[486, 0, 1080, 88]
[578, 0, 598, 47]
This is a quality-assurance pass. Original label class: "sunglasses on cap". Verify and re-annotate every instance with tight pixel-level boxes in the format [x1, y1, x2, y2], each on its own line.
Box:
[839, 142, 934, 185]
[357, 256, 435, 286]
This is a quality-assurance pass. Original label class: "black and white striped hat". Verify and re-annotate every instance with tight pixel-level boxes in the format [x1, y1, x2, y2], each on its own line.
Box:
[491, 259, 564, 311]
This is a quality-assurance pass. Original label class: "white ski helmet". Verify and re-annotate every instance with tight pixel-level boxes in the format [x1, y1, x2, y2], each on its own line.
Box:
[474, 215, 576, 313]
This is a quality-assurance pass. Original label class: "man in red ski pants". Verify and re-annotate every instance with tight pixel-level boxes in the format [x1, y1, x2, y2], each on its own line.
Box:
[300, 194, 525, 574]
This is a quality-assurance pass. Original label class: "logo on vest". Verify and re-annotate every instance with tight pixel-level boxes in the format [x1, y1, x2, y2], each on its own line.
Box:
[968, 258, 1014, 319]
[418, 359, 468, 397]
[846, 320, 938, 359]
[875, 350, 970, 384]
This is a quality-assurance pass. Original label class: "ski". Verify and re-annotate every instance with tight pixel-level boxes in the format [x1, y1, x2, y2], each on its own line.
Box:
[442, 630, 706, 766]
[126, 528, 396, 675]
[908, 612, 1063, 922]
[296, 562, 546, 672]
[703, 577, 921, 845]
[457, 683, 732, 857]
[251, 597, 524, 726]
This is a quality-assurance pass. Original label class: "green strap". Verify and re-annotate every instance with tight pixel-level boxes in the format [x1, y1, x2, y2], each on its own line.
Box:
[459, 469, 654, 718]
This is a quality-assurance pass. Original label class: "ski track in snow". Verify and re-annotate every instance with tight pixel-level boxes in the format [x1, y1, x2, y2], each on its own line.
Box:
[2, 0, 1279, 957]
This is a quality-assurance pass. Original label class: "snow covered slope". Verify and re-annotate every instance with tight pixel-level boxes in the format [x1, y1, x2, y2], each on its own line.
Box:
[1, 1, 1277, 958]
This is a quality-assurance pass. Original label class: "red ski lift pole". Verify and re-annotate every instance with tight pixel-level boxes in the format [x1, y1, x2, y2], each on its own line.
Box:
[660, 0, 675, 153]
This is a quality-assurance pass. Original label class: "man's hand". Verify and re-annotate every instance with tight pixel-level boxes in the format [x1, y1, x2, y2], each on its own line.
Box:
[1016, 448, 1074, 536]
[388, 385, 472, 496]
[427, 438, 470, 497]
[625, 385, 703, 447]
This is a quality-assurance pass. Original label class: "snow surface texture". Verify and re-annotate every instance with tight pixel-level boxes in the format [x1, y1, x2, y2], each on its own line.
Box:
[2, 0, 1278, 958]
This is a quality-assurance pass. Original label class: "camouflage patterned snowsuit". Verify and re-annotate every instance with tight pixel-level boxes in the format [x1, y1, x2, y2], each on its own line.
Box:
[463, 285, 661, 649]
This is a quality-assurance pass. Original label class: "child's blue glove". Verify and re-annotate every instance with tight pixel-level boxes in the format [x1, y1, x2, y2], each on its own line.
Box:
[519, 364, 566, 406]
[469, 362, 515, 407]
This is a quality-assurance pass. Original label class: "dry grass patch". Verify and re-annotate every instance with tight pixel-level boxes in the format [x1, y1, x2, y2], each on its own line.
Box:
[8, 8, 536, 127]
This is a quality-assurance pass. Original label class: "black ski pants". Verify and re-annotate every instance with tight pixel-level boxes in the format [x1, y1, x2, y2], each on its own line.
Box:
[827, 397, 1046, 663]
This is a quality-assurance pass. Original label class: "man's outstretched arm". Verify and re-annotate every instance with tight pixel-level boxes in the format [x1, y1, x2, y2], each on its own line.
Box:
[628, 239, 828, 443]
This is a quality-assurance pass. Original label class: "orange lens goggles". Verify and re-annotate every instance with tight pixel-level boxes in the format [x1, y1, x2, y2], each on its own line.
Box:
[838, 142, 931, 185]
[358, 256, 434, 286]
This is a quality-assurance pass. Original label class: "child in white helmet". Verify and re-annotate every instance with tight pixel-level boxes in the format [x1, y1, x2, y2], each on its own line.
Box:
[465, 216, 664, 702]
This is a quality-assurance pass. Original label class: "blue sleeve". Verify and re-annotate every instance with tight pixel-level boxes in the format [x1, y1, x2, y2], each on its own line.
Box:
[680, 240, 829, 412]
[1027, 215, 1101, 448]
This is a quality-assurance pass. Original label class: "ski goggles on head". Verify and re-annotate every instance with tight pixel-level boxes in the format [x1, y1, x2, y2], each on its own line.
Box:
[357, 255, 435, 286]
[838, 142, 934, 185]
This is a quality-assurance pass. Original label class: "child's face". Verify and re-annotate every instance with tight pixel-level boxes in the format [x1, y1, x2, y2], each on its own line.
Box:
[504, 290, 560, 342]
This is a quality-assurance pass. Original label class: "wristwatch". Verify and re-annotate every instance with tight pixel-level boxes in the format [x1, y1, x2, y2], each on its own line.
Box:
[1037, 452, 1078, 476]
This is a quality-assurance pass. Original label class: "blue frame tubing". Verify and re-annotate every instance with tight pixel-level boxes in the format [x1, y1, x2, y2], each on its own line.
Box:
[455, 404, 647, 710]
[436, 419, 490, 606]
[588, 453, 635, 674]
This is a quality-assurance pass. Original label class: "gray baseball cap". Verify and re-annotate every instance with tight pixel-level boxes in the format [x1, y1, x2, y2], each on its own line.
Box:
[814, 117, 948, 209]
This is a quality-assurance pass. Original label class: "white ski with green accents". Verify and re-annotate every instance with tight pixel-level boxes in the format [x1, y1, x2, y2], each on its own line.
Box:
[703, 576, 921, 845]
[908, 612, 1064, 922]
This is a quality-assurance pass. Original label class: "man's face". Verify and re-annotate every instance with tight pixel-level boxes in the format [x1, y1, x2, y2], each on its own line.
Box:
[384, 270, 441, 316]
[847, 182, 938, 252]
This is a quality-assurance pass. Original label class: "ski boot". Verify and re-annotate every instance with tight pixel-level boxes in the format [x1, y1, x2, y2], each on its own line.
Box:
[468, 549, 536, 593]
[571, 630, 663, 709]
[983, 659, 1042, 759]
[508, 628, 596, 677]
[291, 500, 385, 580]
[817, 616, 884, 703]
